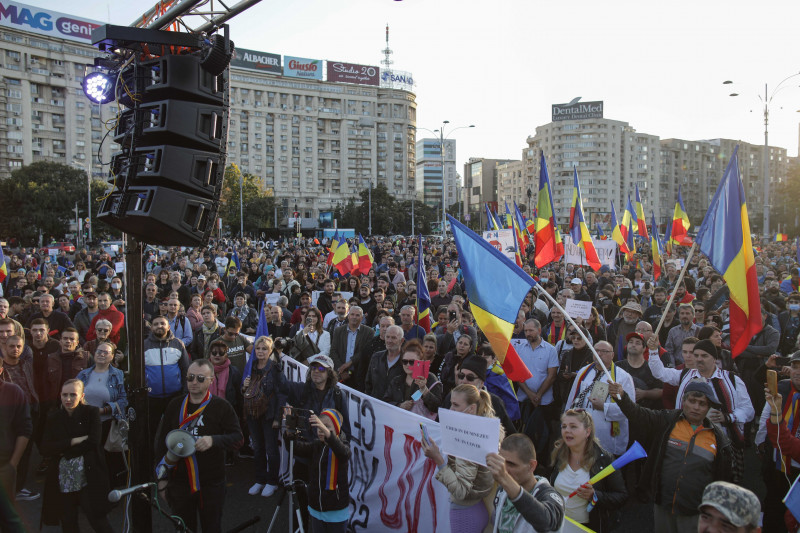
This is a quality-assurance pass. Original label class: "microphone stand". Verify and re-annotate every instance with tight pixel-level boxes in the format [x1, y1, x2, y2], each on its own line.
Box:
[135, 491, 195, 533]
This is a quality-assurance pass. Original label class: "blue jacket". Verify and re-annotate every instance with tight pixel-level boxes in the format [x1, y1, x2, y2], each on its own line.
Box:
[77, 365, 128, 414]
[144, 331, 190, 398]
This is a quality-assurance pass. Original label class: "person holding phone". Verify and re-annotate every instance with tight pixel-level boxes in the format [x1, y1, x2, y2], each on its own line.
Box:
[383, 340, 442, 419]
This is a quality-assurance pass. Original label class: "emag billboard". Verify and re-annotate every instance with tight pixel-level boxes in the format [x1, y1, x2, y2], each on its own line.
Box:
[230, 48, 281, 74]
[283, 55, 322, 80]
[0, 1, 102, 43]
[326, 61, 379, 86]
[552, 101, 604, 122]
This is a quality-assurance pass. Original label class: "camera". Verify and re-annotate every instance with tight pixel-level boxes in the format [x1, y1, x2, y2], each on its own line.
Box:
[283, 407, 313, 438]
[274, 337, 294, 352]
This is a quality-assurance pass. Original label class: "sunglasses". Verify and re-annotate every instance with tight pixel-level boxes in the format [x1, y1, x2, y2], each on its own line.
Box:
[402, 359, 416, 366]
[309, 364, 328, 372]
[186, 374, 211, 383]
[457, 372, 478, 382]
[95, 328, 110, 333]
[210, 349, 227, 356]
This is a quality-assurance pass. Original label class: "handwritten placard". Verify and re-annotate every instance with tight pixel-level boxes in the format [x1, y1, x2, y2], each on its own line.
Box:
[564, 298, 592, 320]
[437, 408, 500, 466]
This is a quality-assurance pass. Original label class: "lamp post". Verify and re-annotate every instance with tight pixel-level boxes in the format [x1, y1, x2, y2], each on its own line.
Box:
[725, 72, 800, 236]
[412, 122, 475, 236]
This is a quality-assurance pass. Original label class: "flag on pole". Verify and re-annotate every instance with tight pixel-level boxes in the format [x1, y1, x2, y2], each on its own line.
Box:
[650, 212, 663, 280]
[671, 185, 693, 246]
[635, 185, 649, 240]
[695, 145, 762, 358]
[662, 219, 673, 256]
[447, 215, 533, 382]
[331, 238, 353, 276]
[513, 202, 530, 248]
[511, 215, 524, 267]
[568, 168, 602, 272]
[610, 201, 631, 258]
[596, 224, 607, 240]
[776, 233, 788, 242]
[228, 249, 240, 272]
[326, 230, 340, 266]
[416, 237, 432, 333]
[620, 195, 637, 242]
[0, 245, 7, 283]
[534, 152, 563, 267]
[357, 234, 373, 274]
[626, 214, 637, 257]
[486, 204, 499, 231]
[504, 202, 514, 229]
[494, 209, 505, 231]
[349, 245, 360, 276]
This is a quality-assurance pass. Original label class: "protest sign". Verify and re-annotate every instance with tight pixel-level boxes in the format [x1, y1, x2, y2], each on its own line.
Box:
[482, 229, 516, 263]
[565, 236, 616, 269]
[264, 293, 280, 306]
[437, 408, 500, 466]
[280, 356, 451, 532]
[564, 298, 592, 320]
[115, 261, 125, 273]
[312, 290, 353, 307]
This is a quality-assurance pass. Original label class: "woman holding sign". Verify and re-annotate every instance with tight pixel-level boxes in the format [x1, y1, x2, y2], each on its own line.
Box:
[383, 340, 442, 420]
[549, 409, 626, 532]
[421, 384, 499, 533]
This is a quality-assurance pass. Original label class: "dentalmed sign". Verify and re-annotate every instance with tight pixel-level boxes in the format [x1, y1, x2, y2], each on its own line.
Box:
[0, 1, 102, 43]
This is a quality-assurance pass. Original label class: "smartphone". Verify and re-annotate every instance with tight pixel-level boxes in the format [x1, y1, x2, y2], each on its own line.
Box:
[620, 288, 632, 299]
[449, 310, 457, 322]
[775, 357, 792, 367]
[767, 369, 778, 396]
[420, 423, 431, 446]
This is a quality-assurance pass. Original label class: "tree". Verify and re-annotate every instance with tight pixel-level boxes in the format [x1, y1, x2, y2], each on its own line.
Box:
[0, 162, 95, 245]
[773, 161, 800, 237]
[218, 164, 274, 237]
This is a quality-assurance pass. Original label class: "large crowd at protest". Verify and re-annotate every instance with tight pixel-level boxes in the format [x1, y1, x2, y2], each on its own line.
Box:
[1, 228, 797, 533]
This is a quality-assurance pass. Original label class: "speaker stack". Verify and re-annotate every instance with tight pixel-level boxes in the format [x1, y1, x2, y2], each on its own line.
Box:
[97, 53, 230, 245]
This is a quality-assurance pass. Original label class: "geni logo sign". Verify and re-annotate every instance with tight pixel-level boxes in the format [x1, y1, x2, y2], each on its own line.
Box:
[0, 1, 100, 41]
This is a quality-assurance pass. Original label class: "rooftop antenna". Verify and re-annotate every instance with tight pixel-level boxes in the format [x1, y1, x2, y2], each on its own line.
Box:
[381, 23, 393, 79]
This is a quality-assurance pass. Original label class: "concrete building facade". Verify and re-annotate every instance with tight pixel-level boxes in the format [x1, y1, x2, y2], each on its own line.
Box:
[415, 137, 458, 209]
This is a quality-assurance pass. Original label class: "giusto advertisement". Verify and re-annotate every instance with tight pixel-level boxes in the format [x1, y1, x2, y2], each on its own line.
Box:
[283, 55, 322, 80]
[326, 60, 380, 86]
[0, 1, 102, 43]
[229, 47, 281, 74]
[380, 70, 414, 91]
[551, 100, 604, 122]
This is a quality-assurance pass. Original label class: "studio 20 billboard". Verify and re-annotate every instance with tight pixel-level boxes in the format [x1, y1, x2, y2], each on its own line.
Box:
[0, 1, 102, 43]
[283, 55, 322, 80]
[326, 61, 379, 86]
[229, 47, 281, 74]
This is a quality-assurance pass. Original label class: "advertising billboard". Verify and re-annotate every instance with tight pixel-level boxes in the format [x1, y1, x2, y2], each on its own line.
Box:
[551, 100, 604, 122]
[0, 1, 102, 43]
[229, 47, 281, 74]
[326, 61, 379, 86]
[283, 55, 322, 80]
[380, 69, 415, 91]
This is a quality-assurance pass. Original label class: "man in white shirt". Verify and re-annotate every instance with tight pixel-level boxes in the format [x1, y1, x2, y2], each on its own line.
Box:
[564, 340, 635, 456]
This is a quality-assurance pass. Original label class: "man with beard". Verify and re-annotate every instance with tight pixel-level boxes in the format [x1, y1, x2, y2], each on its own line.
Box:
[606, 301, 643, 360]
[144, 315, 191, 438]
[664, 304, 701, 367]
[617, 332, 662, 410]
[643, 287, 668, 326]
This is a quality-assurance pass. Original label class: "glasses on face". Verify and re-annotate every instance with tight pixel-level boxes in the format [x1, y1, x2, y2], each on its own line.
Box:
[457, 372, 478, 382]
[309, 364, 327, 373]
[210, 349, 226, 356]
[186, 374, 210, 383]
[95, 328, 110, 333]
[402, 359, 416, 366]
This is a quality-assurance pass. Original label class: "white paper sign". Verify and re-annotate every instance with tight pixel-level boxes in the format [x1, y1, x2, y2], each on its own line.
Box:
[564, 235, 617, 270]
[311, 290, 353, 307]
[482, 229, 517, 263]
[564, 298, 592, 320]
[437, 408, 500, 466]
[264, 293, 280, 306]
[115, 261, 125, 273]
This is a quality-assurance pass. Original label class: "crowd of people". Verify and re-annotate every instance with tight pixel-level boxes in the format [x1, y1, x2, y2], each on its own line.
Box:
[1, 234, 799, 532]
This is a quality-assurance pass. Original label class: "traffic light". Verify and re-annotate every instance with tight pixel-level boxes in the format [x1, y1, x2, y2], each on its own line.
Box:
[95, 30, 233, 246]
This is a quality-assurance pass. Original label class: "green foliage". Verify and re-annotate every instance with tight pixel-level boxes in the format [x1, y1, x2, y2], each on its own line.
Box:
[0, 162, 101, 245]
[772, 160, 800, 236]
[331, 183, 438, 235]
[219, 164, 275, 236]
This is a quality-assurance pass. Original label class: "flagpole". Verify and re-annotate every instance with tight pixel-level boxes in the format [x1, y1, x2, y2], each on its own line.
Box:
[654, 242, 698, 337]
[533, 283, 617, 391]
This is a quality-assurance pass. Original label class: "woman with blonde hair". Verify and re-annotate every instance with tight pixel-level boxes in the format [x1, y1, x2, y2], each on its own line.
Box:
[422, 384, 500, 533]
[549, 409, 626, 531]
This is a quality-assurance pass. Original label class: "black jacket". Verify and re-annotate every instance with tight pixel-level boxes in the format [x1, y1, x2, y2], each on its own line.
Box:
[549, 442, 627, 532]
[364, 349, 405, 400]
[188, 325, 222, 359]
[293, 430, 351, 513]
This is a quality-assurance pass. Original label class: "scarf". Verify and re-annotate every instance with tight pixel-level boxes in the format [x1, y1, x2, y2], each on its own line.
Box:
[210, 358, 231, 398]
[572, 363, 620, 437]
[319, 409, 343, 491]
[231, 305, 249, 323]
[547, 321, 566, 344]
[709, 371, 744, 444]
[202, 324, 217, 351]
[777, 386, 800, 472]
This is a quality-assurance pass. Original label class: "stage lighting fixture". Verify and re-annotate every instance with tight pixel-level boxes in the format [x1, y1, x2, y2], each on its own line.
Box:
[83, 72, 114, 104]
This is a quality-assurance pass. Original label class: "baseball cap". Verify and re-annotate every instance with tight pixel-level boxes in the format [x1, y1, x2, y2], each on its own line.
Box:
[699, 481, 760, 528]
[307, 354, 335, 370]
[625, 332, 645, 344]
[570, 278, 582, 285]
[683, 380, 721, 408]
[197, 275, 206, 280]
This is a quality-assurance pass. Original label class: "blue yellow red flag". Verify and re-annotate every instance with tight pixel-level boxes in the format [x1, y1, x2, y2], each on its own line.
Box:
[511, 215, 524, 267]
[596, 224, 606, 240]
[0, 245, 6, 283]
[416, 236, 432, 333]
[776, 233, 788, 242]
[620, 195, 637, 242]
[534, 152, 562, 267]
[635, 185, 649, 240]
[610, 201, 631, 258]
[568, 168, 602, 271]
[650, 212, 662, 280]
[513, 202, 530, 248]
[626, 214, 636, 257]
[486, 204, 499, 231]
[671, 185, 692, 246]
[447, 215, 533, 382]
[331, 238, 353, 276]
[504, 202, 514, 229]
[357, 234, 373, 274]
[326, 230, 340, 266]
[695, 145, 762, 357]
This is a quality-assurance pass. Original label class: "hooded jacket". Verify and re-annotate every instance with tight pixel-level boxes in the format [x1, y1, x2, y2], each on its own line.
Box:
[143, 330, 190, 398]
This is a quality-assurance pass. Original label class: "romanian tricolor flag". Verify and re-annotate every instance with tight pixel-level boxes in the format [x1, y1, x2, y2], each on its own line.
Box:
[568, 168, 602, 272]
[486, 204, 500, 231]
[635, 185, 649, 240]
[671, 185, 693, 246]
[357, 234, 373, 274]
[349, 245, 360, 276]
[662, 220, 673, 256]
[626, 214, 637, 257]
[228, 249, 240, 272]
[776, 233, 788, 242]
[513, 202, 530, 248]
[620, 195, 637, 242]
[511, 215, 524, 267]
[0, 245, 6, 283]
[331, 238, 353, 276]
[416, 236, 432, 333]
[326, 230, 339, 266]
[534, 152, 563, 268]
[504, 202, 514, 229]
[695, 146, 762, 358]
[596, 223, 607, 240]
[448, 215, 532, 382]
[650, 212, 663, 280]
[610, 201, 631, 258]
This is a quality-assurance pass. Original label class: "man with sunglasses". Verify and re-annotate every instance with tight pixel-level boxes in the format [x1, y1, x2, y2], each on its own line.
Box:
[155, 359, 242, 533]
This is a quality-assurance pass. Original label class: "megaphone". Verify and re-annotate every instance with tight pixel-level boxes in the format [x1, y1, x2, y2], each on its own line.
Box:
[164, 429, 196, 465]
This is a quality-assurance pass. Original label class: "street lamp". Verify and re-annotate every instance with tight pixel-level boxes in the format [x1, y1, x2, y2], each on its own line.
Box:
[725, 72, 800, 235]
[413, 122, 475, 236]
